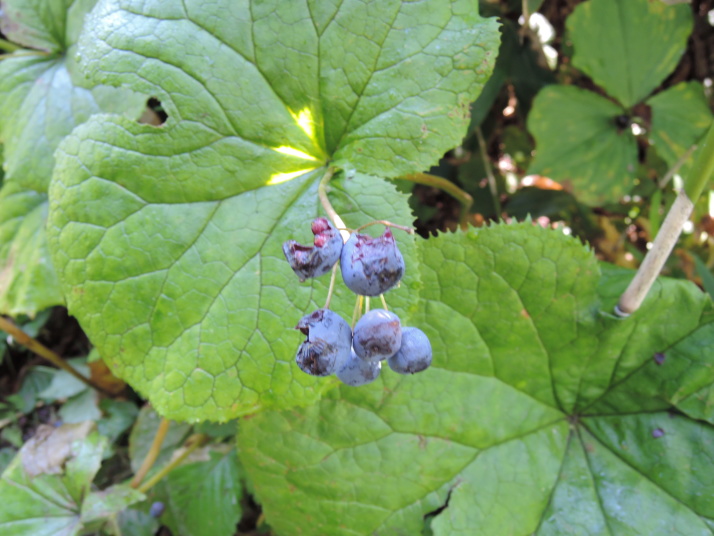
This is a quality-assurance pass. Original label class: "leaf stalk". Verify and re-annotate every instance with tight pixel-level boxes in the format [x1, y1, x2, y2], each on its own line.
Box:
[130, 417, 171, 489]
[0, 316, 111, 396]
[397, 172, 474, 228]
[137, 434, 210, 494]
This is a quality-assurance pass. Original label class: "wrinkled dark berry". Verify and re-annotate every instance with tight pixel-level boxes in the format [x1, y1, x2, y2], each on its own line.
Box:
[295, 309, 351, 376]
[340, 229, 405, 296]
[352, 309, 401, 361]
[283, 218, 343, 281]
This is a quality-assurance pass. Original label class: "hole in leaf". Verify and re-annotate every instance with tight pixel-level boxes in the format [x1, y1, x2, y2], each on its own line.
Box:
[137, 97, 168, 126]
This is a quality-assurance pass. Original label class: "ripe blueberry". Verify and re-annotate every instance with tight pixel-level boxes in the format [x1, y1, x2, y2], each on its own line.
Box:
[387, 327, 432, 374]
[340, 229, 405, 296]
[295, 309, 351, 376]
[283, 218, 343, 281]
[352, 309, 402, 361]
[337, 349, 382, 386]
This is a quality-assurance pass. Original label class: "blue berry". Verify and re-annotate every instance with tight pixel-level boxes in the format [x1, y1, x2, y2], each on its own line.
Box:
[388, 327, 432, 374]
[337, 349, 381, 386]
[149, 501, 165, 518]
[295, 309, 351, 376]
[340, 229, 404, 296]
[353, 309, 401, 361]
[283, 218, 343, 281]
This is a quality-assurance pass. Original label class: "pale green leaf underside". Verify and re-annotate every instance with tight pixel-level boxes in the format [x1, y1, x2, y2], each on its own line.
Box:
[239, 225, 714, 535]
[567, 0, 692, 109]
[0, 1, 144, 316]
[0, 425, 106, 536]
[528, 85, 637, 205]
[48, 0, 500, 419]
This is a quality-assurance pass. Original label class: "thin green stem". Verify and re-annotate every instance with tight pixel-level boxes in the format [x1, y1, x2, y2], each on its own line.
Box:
[318, 166, 348, 239]
[355, 220, 414, 234]
[397, 172, 473, 228]
[130, 418, 170, 489]
[351, 295, 363, 329]
[0, 38, 21, 53]
[324, 263, 338, 309]
[684, 122, 714, 202]
[365, 297, 371, 313]
[138, 434, 210, 494]
[475, 126, 502, 221]
[658, 144, 697, 189]
[0, 316, 111, 396]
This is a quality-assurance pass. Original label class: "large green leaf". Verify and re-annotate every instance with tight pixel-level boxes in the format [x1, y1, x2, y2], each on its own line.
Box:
[527, 85, 637, 205]
[0, 0, 144, 317]
[567, 0, 692, 109]
[47, 0, 500, 420]
[238, 224, 714, 535]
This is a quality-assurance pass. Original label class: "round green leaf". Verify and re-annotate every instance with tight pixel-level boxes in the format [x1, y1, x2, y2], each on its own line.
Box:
[239, 224, 714, 535]
[47, 0, 500, 420]
[567, 0, 692, 108]
[528, 85, 637, 205]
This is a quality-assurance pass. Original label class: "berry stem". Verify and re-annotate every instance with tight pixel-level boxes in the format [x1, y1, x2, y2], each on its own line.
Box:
[365, 296, 371, 313]
[352, 295, 363, 328]
[379, 294, 389, 311]
[323, 263, 339, 309]
[355, 220, 414, 234]
[318, 166, 349, 241]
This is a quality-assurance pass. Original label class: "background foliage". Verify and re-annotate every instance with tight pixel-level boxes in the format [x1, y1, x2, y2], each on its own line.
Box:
[0, 0, 713, 535]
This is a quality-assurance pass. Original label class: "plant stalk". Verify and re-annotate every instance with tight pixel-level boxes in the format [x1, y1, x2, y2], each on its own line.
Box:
[616, 123, 714, 316]
[0, 316, 111, 395]
[398, 172, 473, 228]
[130, 417, 171, 488]
[137, 434, 210, 493]
[317, 166, 348, 240]
[0, 38, 21, 52]
[475, 127, 502, 222]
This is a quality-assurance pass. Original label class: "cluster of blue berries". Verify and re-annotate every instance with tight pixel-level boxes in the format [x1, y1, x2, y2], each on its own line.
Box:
[283, 218, 433, 386]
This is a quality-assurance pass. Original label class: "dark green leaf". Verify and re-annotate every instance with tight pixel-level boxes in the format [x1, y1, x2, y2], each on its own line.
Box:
[647, 81, 714, 178]
[567, 0, 693, 108]
[528, 85, 637, 205]
[166, 447, 243, 536]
